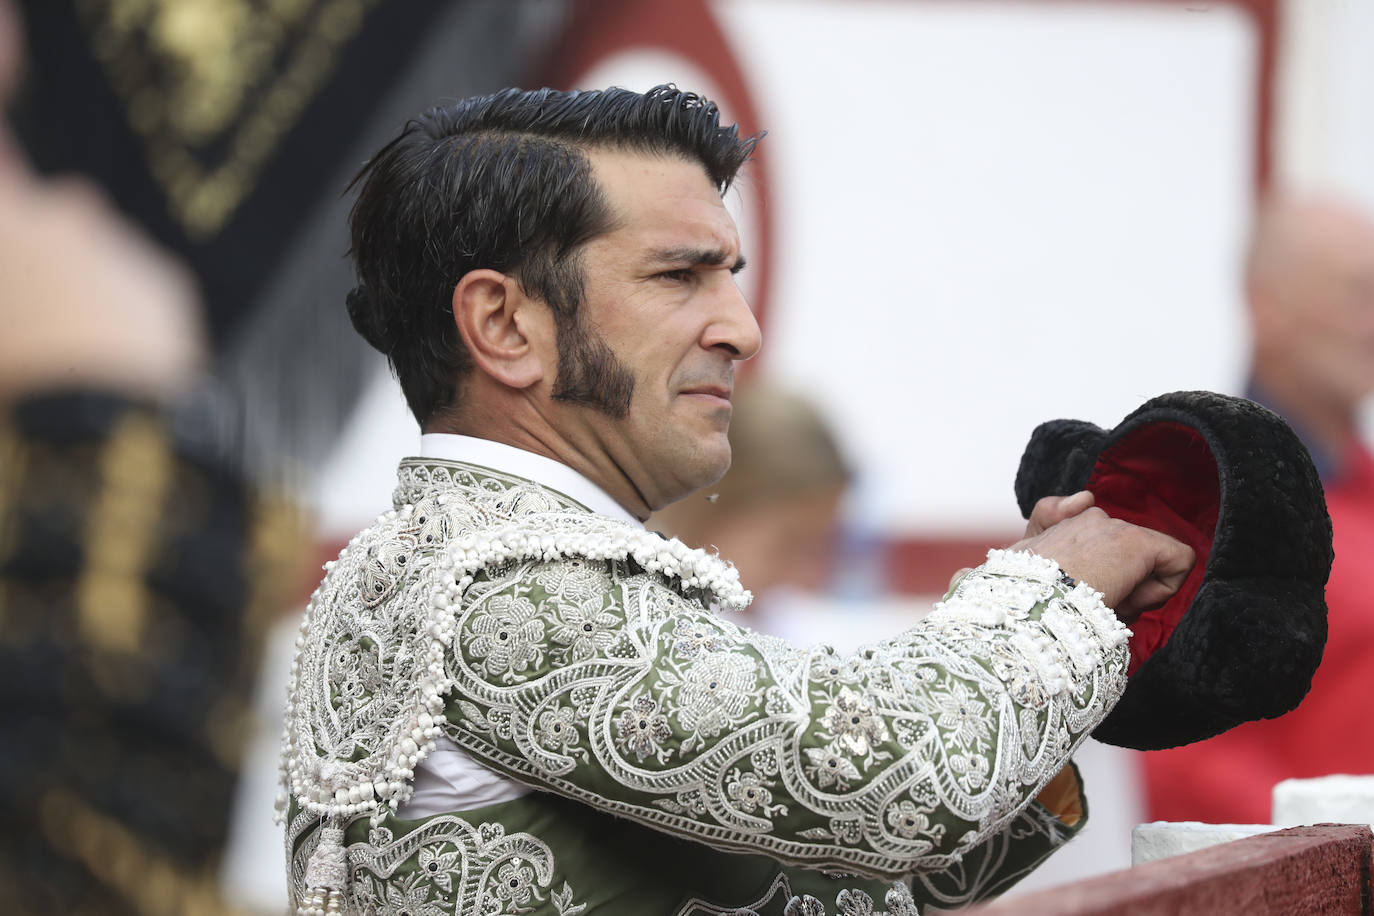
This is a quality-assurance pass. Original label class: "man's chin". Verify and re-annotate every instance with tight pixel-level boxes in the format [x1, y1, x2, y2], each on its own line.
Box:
[692, 442, 733, 491]
[661, 442, 731, 502]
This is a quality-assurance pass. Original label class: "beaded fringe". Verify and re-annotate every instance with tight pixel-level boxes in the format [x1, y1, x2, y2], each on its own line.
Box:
[298, 822, 347, 915]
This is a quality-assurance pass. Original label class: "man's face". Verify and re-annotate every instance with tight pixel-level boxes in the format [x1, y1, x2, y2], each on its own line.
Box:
[1266, 209, 1374, 406]
[1302, 235, 1374, 405]
[543, 149, 761, 512]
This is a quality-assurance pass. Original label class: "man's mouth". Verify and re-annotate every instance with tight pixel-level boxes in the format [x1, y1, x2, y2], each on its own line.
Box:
[679, 385, 733, 406]
[681, 385, 731, 399]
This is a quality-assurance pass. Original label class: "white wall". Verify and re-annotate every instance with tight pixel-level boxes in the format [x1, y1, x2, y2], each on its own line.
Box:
[718, 0, 1256, 535]
[313, 1, 1261, 543]
[1277, 0, 1374, 212]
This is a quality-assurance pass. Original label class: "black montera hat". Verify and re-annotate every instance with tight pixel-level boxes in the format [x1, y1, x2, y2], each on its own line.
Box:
[1014, 391, 1332, 750]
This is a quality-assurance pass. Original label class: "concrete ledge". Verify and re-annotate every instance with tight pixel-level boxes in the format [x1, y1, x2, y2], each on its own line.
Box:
[1132, 820, 1277, 864]
[1275, 774, 1374, 828]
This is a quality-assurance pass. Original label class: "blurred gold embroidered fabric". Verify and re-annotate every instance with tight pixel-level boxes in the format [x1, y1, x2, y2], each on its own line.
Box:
[73, 0, 379, 239]
[0, 392, 299, 915]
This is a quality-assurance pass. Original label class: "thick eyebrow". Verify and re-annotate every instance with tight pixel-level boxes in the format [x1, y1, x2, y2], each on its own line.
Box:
[648, 246, 747, 274]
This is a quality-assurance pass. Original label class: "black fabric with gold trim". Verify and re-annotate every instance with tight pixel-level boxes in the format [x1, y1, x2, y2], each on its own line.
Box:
[12, 0, 448, 343]
[0, 390, 298, 915]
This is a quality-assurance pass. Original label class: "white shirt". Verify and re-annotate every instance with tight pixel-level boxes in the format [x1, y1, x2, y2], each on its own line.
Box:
[398, 435, 643, 817]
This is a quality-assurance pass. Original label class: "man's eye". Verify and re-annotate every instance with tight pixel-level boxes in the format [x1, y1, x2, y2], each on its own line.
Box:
[656, 269, 693, 283]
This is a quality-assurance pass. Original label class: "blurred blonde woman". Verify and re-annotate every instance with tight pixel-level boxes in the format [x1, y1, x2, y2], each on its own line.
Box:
[651, 382, 851, 601]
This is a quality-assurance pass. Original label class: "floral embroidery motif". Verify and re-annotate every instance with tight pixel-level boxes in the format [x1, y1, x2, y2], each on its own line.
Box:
[468, 593, 545, 683]
[931, 682, 991, 750]
[360, 536, 415, 609]
[786, 896, 828, 916]
[776, 881, 920, 916]
[988, 641, 1050, 709]
[374, 877, 446, 916]
[549, 600, 619, 662]
[536, 705, 581, 753]
[805, 746, 863, 790]
[725, 769, 783, 816]
[886, 800, 940, 842]
[835, 885, 921, 916]
[416, 844, 461, 894]
[534, 560, 606, 602]
[676, 651, 758, 739]
[671, 617, 726, 659]
[949, 753, 992, 793]
[327, 636, 384, 719]
[811, 654, 864, 684]
[491, 857, 537, 907]
[822, 688, 891, 758]
[292, 813, 588, 916]
[617, 695, 673, 763]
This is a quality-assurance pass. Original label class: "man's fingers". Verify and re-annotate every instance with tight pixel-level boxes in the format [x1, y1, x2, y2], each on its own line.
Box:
[1064, 489, 1096, 516]
[1025, 491, 1096, 537]
[1113, 539, 1197, 623]
[1118, 579, 1182, 620]
[1147, 535, 1196, 595]
[1024, 497, 1055, 537]
[1016, 505, 1197, 618]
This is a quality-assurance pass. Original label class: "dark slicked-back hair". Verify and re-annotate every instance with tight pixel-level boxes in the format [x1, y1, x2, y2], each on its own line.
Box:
[346, 84, 760, 426]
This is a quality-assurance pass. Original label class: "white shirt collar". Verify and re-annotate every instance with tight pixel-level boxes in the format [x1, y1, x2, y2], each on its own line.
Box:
[418, 434, 642, 527]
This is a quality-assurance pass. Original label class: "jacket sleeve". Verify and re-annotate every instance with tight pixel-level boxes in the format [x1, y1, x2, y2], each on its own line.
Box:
[909, 764, 1088, 909]
[441, 546, 1128, 882]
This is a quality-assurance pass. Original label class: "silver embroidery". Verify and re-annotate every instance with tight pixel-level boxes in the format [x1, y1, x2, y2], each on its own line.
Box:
[282, 459, 1131, 911]
[290, 814, 588, 915]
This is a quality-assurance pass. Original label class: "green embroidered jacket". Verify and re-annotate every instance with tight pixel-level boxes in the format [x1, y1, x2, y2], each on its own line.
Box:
[281, 460, 1130, 915]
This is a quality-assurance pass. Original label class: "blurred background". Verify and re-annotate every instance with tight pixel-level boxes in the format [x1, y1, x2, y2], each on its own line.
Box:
[5, 0, 1374, 912]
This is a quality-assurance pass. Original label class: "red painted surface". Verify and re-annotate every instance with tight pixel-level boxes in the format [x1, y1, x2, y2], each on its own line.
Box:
[882, 533, 1019, 596]
[963, 825, 1374, 916]
[1230, 0, 1280, 189]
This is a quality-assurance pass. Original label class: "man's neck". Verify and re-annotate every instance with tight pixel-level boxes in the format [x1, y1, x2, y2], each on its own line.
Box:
[425, 407, 654, 522]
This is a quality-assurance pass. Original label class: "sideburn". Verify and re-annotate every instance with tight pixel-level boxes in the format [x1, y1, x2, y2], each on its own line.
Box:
[550, 309, 636, 419]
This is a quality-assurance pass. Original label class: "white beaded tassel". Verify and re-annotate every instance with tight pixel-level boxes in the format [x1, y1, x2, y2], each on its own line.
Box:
[298, 822, 347, 915]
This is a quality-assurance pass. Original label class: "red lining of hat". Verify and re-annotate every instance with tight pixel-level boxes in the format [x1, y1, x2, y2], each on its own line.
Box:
[1086, 421, 1219, 676]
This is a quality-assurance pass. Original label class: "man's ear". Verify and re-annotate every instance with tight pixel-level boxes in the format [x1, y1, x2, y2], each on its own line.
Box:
[452, 269, 549, 389]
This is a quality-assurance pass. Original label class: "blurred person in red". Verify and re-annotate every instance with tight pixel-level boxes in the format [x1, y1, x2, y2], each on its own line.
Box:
[1142, 195, 1374, 824]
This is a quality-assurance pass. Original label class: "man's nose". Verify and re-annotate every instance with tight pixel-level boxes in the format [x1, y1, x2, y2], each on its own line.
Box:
[702, 274, 762, 360]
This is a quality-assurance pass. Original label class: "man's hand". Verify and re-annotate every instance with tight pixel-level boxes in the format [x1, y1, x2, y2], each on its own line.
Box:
[1013, 492, 1196, 624]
